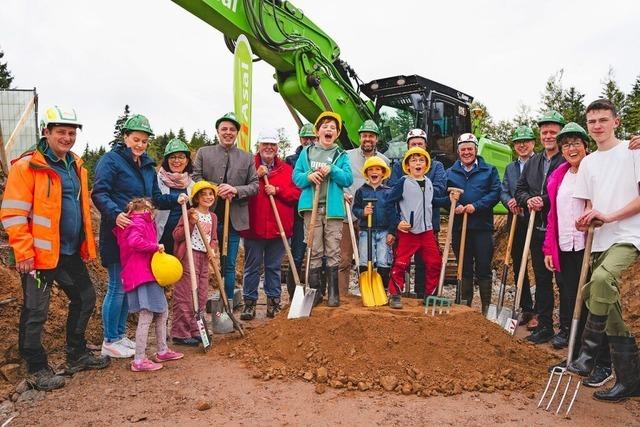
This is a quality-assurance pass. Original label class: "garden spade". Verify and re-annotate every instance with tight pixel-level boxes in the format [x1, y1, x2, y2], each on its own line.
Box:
[288, 183, 319, 319]
[181, 203, 211, 351]
[487, 214, 517, 323]
[345, 198, 373, 305]
[359, 199, 387, 306]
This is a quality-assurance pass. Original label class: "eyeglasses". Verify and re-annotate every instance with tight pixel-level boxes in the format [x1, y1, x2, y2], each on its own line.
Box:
[169, 154, 187, 161]
[513, 140, 532, 146]
[561, 142, 584, 150]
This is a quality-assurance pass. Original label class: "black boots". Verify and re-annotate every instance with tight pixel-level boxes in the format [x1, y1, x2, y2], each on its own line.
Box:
[568, 313, 608, 376]
[28, 367, 65, 391]
[593, 335, 640, 402]
[287, 263, 303, 300]
[478, 278, 492, 316]
[326, 266, 340, 307]
[308, 267, 325, 306]
[66, 350, 110, 374]
[240, 299, 256, 320]
[378, 267, 390, 292]
[266, 297, 281, 318]
[551, 326, 570, 349]
[461, 278, 474, 306]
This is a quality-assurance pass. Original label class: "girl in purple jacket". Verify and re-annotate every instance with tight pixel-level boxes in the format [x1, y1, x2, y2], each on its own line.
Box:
[114, 198, 183, 372]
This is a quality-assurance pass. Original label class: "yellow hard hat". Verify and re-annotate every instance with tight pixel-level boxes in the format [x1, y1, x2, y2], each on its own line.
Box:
[362, 156, 391, 180]
[190, 180, 218, 204]
[314, 111, 342, 135]
[402, 147, 431, 175]
[151, 252, 183, 287]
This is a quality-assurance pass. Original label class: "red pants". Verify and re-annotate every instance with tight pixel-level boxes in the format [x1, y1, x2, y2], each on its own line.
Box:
[389, 230, 441, 296]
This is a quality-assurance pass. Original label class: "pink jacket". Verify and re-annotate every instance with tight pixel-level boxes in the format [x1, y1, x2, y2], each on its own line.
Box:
[114, 211, 160, 292]
[542, 162, 585, 272]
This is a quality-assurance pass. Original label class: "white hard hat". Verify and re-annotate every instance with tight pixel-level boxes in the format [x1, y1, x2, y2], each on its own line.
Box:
[257, 130, 278, 145]
[42, 105, 83, 130]
[457, 133, 478, 146]
[406, 128, 427, 142]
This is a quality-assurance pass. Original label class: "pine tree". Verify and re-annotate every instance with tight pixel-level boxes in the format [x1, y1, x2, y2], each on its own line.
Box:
[601, 67, 626, 137]
[177, 128, 186, 141]
[561, 87, 586, 127]
[540, 70, 566, 114]
[189, 130, 214, 151]
[0, 48, 14, 89]
[82, 144, 107, 186]
[624, 74, 640, 136]
[110, 105, 130, 147]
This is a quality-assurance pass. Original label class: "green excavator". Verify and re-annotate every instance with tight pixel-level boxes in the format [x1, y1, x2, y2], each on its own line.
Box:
[171, 0, 512, 182]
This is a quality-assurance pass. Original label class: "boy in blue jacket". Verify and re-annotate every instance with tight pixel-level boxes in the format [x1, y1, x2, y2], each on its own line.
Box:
[293, 111, 353, 307]
[386, 147, 442, 309]
[352, 156, 394, 289]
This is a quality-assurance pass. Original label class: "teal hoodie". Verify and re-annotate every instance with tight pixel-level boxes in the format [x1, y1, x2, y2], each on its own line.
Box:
[293, 145, 353, 219]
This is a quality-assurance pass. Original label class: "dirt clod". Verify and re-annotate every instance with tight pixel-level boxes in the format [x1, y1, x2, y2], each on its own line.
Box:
[380, 375, 398, 392]
[316, 367, 328, 383]
[196, 401, 212, 411]
[314, 383, 326, 394]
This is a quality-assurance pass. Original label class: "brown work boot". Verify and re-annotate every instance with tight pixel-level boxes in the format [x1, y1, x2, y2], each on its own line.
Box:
[266, 297, 281, 318]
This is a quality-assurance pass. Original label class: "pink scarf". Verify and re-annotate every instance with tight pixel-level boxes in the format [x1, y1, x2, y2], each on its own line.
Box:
[158, 167, 191, 189]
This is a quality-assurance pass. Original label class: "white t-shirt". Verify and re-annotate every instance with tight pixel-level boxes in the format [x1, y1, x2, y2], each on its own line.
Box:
[573, 140, 640, 252]
[556, 171, 585, 252]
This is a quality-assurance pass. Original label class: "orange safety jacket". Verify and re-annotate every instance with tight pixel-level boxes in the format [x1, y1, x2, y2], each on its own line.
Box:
[0, 147, 96, 269]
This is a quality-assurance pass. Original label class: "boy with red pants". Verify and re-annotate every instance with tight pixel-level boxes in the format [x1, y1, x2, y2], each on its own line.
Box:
[387, 147, 442, 309]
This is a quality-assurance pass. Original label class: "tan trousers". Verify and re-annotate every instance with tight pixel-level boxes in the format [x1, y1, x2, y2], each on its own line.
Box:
[303, 211, 342, 269]
[338, 221, 359, 294]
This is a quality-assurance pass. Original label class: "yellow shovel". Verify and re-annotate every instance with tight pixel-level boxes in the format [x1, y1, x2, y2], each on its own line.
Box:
[359, 200, 388, 307]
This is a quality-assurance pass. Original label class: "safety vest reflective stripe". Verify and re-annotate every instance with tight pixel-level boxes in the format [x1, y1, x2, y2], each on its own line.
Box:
[32, 215, 51, 228]
[1, 216, 28, 228]
[33, 238, 52, 250]
[1, 199, 32, 212]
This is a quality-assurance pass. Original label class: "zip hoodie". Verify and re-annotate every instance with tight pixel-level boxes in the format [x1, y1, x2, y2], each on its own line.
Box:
[387, 175, 434, 234]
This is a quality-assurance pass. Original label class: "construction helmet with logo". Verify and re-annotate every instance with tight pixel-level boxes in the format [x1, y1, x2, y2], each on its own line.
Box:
[457, 133, 478, 146]
[215, 112, 241, 131]
[299, 123, 316, 138]
[511, 125, 535, 142]
[406, 128, 427, 143]
[362, 156, 391, 180]
[314, 111, 342, 135]
[122, 114, 154, 137]
[190, 180, 218, 204]
[556, 122, 589, 144]
[42, 105, 83, 130]
[164, 138, 190, 157]
[402, 146, 431, 175]
[151, 252, 183, 287]
[537, 110, 566, 127]
[358, 119, 380, 135]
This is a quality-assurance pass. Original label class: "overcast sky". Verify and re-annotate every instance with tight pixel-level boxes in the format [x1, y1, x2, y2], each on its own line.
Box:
[2, 0, 639, 154]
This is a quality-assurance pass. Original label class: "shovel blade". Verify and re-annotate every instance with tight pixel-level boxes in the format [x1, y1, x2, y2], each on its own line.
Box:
[505, 315, 520, 336]
[359, 273, 376, 307]
[212, 310, 234, 334]
[498, 307, 513, 328]
[287, 285, 316, 319]
[196, 314, 211, 351]
[371, 273, 388, 306]
[486, 304, 499, 323]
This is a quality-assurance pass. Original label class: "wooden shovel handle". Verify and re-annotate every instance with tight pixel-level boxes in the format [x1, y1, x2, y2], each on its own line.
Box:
[504, 214, 518, 266]
[181, 203, 200, 313]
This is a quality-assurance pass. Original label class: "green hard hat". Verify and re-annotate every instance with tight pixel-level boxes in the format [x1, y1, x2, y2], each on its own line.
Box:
[537, 110, 566, 127]
[164, 138, 190, 157]
[358, 119, 380, 135]
[215, 112, 240, 130]
[299, 123, 316, 138]
[122, 114, 154, 136]
[511, 125, 535, 142]
[556, 122, 589, 143]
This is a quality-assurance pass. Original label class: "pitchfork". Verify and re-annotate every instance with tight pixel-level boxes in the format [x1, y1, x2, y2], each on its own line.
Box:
[537, 221, 599, 417]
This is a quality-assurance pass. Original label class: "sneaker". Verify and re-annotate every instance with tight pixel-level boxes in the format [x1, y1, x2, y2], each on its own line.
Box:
[348, 282, 361, 297]
[526, 326, 555, 344]
[389, 295, 403, 309]
[582, 365, 614, 388]
[67, 351, 111, 373]
[551, 328, 569, 349]
[527, 315, 539, 331]
[119, 336, 136, 350]
[28, 368, 65, 391]
[131, 358, 163, 372]
[154, 349, 184, 363]
[172, 337, 200, 347]
[101, 340, 135, 358]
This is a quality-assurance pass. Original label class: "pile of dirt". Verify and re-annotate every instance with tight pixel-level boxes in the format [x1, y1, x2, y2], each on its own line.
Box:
[217, 298, 557, 397]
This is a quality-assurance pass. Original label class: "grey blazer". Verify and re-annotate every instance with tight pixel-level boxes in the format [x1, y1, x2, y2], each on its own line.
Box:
[192, 144, 258, 231]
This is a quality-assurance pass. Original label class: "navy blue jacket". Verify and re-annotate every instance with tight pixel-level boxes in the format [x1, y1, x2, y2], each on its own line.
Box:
[352, 183, 395, 232]
[435, 156, 500, 231]
[92, 143, 178, 266]
[388, 158, 446, 231]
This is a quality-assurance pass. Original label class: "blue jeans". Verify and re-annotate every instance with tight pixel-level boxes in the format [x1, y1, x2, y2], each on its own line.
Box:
[358, 230, 393, 268]
[218, 223, 240, 300]
[102, 263, 129, 342]
[243, 238, 285, 300]
[290, 213, 306, 266]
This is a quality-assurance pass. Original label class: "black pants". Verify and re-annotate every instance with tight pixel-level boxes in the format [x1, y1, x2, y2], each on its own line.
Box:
[19, 253, 96, 373]
[452, 229, 493, 281]
[557, 250, 583, 330]
[510, 215, 533, 313]
[530, 229, 562, 329]
[414, 231, 439, 298]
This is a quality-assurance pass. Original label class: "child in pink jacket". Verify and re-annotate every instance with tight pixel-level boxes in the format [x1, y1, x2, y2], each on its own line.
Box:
[114, 198, 183, 372]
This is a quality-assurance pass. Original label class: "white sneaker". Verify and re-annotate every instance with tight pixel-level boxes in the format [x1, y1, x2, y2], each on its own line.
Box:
[119, 337, 136, 350]
[348, 282, 361, 297]
[101, 340, 135, 358]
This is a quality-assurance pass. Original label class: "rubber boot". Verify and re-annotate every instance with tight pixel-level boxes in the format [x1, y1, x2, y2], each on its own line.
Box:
[378, 268, 390, 292]
[326, 266, 340, 307]
[567, 313, 607, 376]
[478, 278, 492, 316]
[461, 278, 474, 307]
[240, 299, 256, 321]
[308, 267, 324, 306]
[593, 336, 640, 402]
[266, 297, 281, 318]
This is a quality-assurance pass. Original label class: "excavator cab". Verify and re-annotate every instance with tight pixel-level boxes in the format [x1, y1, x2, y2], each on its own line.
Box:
[361, 74, 473, 168]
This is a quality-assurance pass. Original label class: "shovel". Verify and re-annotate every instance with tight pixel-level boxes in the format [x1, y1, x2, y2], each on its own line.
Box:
[288, 183, 320, 319]
[359, 200, 387, 307]
[426, 187, 462, 315]
[180, 203, 211, 352]
[195, 221, 245, 337]
[487, 213, 518, 323]
[454, 212, 469, 305]
[345, 198, 363, 300]
[505, 210, 536, 335]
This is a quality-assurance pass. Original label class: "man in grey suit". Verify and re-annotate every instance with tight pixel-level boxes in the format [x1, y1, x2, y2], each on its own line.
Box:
[192, 112, 259, 301]
[500, 125, 535, 326]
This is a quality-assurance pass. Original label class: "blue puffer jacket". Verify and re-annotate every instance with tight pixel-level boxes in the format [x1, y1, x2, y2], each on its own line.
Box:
[352, 183, 395, 232]
[293, 145, 353, 219]
[92, 143, 178, 266]
[434, 156, 500, 231]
